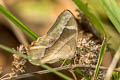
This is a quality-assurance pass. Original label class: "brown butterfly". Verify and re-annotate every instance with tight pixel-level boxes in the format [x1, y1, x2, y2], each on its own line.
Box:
[26, 10, 78, 64]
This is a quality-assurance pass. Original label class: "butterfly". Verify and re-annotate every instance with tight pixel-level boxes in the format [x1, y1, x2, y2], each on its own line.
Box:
[26, 10, 78, 64]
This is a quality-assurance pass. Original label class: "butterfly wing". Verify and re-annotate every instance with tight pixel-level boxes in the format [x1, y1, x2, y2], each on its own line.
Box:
[40, 10, 78, 63]
[26, 10, 78, 64]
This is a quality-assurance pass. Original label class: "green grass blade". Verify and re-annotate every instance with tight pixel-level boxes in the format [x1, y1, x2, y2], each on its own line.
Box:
[0, 44, 72, 80]
[81, 0, 120, 52]
[92, 37, 107, 80]
[73, 0, 106, 35]
[98, 0, 120, 33]
[0, 5, 38, 40]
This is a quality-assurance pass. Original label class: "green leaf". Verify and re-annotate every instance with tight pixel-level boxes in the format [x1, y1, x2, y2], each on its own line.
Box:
[0, 5, 38, 40]
[111, 70, 120, 80]
[92, 37, 107, 79]
[74, 68, 90, 80]
[0, 44, 72, 80]
[99, 0, 120, 33]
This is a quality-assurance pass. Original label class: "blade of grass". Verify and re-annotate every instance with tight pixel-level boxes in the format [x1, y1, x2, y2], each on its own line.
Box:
[81, 0, 120, 52]
[98, 0, 120, 33]
[0, 44, 72, 80]
[0, 5, 38, 40]
[105, 47, 120, 80]
[92, 36, 107, 80]
[73, 0, 106, 35]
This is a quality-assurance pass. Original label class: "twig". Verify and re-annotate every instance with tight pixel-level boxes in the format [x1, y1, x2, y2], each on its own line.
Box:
[10, 64, 120, 80]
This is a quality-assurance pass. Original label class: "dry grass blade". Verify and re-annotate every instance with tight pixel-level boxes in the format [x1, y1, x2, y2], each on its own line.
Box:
[105, 47, 120, 80]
